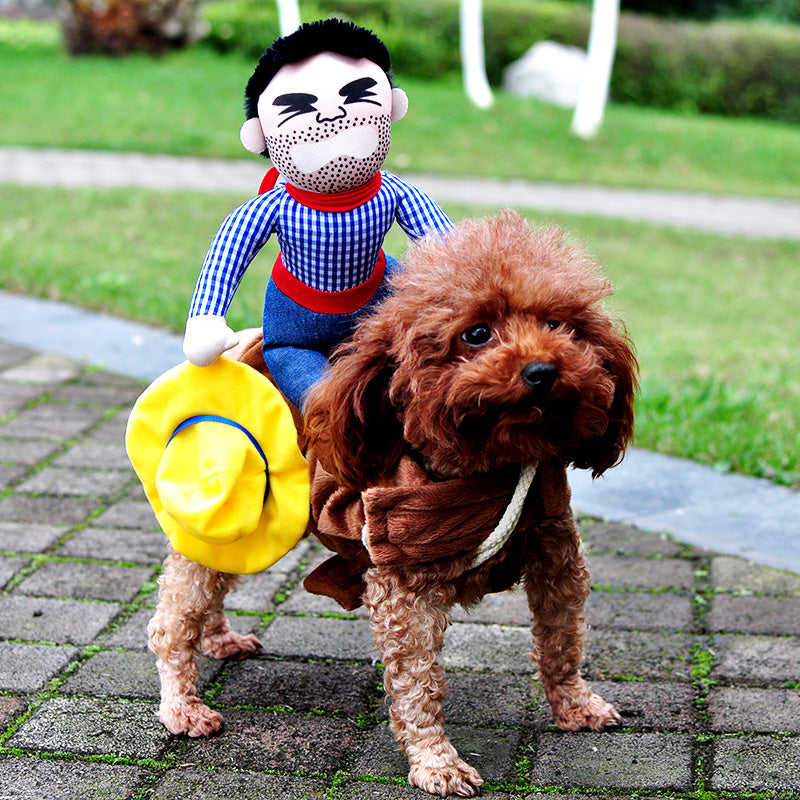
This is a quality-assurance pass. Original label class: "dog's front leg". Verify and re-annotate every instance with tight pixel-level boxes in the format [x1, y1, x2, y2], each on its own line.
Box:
[524, 515, 621, 732]
[364, 566, 483, 798]
[148, 548, 260, 736]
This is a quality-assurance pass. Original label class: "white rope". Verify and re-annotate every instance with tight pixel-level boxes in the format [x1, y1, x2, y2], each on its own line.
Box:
[467, 464, 537, 570]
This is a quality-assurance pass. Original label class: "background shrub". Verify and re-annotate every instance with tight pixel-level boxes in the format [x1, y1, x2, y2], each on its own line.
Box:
[200, 0, 800, 121]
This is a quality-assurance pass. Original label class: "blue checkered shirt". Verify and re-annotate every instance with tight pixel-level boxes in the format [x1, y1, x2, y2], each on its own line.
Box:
[188, 172, 453, 317]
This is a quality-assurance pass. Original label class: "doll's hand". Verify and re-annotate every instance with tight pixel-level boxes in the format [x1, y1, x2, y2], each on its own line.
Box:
[183, 315, 239, 367]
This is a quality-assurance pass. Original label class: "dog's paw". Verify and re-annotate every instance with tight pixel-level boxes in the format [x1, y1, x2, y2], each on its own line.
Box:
[200, 630, 262, 660]
[159, 698, 223, 737]
[554, 691, 622, 732]
[409, 761, 484, 798]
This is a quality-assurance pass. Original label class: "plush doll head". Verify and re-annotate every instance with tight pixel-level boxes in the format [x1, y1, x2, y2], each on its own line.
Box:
[240, 18, 409, 194]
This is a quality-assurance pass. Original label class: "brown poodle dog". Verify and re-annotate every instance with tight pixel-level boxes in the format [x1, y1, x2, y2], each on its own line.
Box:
[146, 211, 637, 798]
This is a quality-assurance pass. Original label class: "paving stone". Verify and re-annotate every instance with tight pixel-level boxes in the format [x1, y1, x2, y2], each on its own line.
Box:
[712, 634, 800, 684]
[99, 606, 261, 650]
[0, 403, 105, 440]
[215, 659, 380, 715]
[61, 648, 222, 701]
[338, 780, 459, 799]
[1, 353, 83, 384]
[711, 555, 800, 596]
[583, 629, 692, 682]
[225, 569, 287, 612]
[85, 408, 130, 445]
[56, 525, 168, 565]
[0, 756, 144, 800]
[92, 498, 158, 529]
[0, 437, 61, 465]
[99, 607, 154, 649]
[0, 521, 67, 552]
[0, 554, 29, 588]
[589, 555, 695, 590]
[450, 586, 531, 626]
[54, 442, 134, 469]
[586, 590, 693, 632]
[0, 595, 121, 645]
[181, 709, 364, 773]
[0, 695, 27, 731]
[14, 560, 154, 602]
[354, 722, 521, 785]
[52, 381, 142, 406]
[279, 585, 361, 616]
[443, 671, 540, 727]
[15, 465, 133, 498]
[580, 520, 685, 558]
[338, 781, 517, 799]
[710, 734, 800, 792]
[0, 384, 45, 416]
[529, 732, 694, 791]
[0, 341, 34, 365]
[260, 615, 377, 662]
[0, 463, 27, 489]
[0, 494, 98, 525]
[442, 623, 533, 672]
[589, 680, 698, 732]
[0, 642, 78, 691]
[707, 687, 800, 733]
[152, 768, 329, 800]
[708, 594, 800, 635]
[8, 696, 171, 759]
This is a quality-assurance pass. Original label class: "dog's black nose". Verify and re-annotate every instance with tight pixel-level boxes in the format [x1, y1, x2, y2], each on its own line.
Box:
[521, 361, 558, 393]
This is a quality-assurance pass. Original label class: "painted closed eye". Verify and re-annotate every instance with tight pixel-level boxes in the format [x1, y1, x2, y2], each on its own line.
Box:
[339, 77, 382, 107]
[460, 323, 493, 347]
[272, 93, 318, 126]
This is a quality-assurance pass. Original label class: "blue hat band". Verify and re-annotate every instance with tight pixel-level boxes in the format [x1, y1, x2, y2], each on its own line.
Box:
[167, 414, 270, 500]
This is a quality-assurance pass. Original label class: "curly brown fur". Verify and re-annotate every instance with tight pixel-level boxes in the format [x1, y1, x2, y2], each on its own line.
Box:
[304, 211, 637, 796]
[147, 212, 637, 796]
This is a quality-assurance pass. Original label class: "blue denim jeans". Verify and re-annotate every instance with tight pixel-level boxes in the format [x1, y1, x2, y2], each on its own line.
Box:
[262, 254, 401, 410]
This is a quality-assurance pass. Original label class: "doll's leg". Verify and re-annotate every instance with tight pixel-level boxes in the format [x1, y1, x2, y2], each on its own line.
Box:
[524, 515, 620, 731]
[364, 567, 483, 798]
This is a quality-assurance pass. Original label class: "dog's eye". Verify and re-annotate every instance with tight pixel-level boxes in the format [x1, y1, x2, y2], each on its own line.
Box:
[461, 324, 493, 347]
[546, 320, 561, 331]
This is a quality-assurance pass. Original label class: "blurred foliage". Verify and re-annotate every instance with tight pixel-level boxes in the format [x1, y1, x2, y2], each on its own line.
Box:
[201, 0, 800, 121]
[621, 0, 799, 22]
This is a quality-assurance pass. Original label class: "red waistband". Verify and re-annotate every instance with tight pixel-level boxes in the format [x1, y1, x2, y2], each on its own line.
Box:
[271, 251, 386, 315]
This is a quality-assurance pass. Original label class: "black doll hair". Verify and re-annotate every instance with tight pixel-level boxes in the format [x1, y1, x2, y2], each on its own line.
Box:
[244, 18, 394, 120]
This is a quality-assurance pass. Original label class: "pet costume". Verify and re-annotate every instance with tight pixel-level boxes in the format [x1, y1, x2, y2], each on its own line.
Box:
[188, 169, 452, 408]
[125, 357, 309, 574]
[184, 20, 453, 409]
[303, 451, 573, 611]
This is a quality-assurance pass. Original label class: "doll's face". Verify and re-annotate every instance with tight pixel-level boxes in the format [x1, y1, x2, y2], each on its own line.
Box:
[257, 51, 406, 193]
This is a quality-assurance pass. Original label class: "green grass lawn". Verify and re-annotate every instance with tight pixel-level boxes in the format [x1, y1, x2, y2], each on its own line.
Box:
[2, 185, 798, 487]
[1, 20, 798, 487]
[2, 21, 800, 198]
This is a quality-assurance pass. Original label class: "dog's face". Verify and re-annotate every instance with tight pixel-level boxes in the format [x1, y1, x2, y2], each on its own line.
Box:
[305, 211, 637, 489]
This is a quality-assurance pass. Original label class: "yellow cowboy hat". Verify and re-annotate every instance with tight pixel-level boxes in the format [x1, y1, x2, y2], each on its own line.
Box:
[125, 357, 309, 574]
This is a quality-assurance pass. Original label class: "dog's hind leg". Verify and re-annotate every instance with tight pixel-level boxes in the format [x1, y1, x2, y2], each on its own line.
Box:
[364, 567, 484, 798]
[148, 548, 260, 736]
[524, 515, 621, 732]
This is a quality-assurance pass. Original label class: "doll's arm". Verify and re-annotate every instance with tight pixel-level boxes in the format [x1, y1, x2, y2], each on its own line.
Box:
[185, 194, 278, 366]
[386, 173, 454, 240]
[183, 316, 239, 366]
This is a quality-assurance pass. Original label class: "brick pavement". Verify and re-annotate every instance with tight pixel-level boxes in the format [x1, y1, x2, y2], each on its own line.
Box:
[1, 338, 799, 799]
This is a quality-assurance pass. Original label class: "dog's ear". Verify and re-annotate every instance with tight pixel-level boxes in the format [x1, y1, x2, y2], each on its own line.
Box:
[303, 330, 404, 491]
[572, 312, 638, 477]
